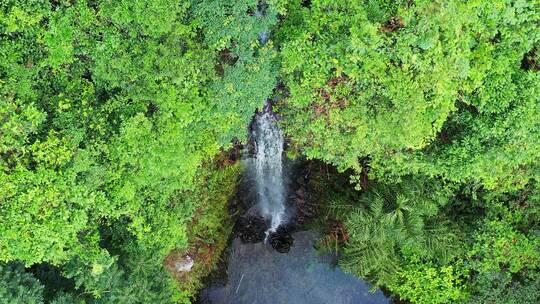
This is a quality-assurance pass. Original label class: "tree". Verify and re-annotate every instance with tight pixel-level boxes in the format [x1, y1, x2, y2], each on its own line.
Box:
[387, 256, 469, 304]
[465, 192, 540, 303]
[0, 263, 44, 304]
[321, 176, 462, 287]
[278, 0, 540, 192]
[1, 0, 267, 302]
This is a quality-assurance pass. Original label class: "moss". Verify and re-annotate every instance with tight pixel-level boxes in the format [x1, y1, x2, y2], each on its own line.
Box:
[164, 159, 242, 299]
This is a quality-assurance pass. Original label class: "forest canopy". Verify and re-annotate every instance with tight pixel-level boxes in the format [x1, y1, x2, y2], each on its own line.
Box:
[1, 0, 539, 303]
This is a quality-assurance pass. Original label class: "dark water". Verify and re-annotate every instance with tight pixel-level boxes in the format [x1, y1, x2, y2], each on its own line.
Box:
[199, 231, 389, 304]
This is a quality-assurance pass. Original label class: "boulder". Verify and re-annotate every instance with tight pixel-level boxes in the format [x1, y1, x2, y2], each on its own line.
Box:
[174, 255, 194, 272]
[268, 227, 294, 253]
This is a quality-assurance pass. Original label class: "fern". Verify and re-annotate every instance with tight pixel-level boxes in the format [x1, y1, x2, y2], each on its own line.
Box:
[330, 176, 462, 287]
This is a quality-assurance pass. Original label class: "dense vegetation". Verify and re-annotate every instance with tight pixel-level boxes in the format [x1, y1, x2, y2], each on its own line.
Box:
[280, 1, 539, 303]
[1, 0, 539, 303]
[1, 0, 267, 302]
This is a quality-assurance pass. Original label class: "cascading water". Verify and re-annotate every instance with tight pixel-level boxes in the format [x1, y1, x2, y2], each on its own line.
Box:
[248, 1, 286, 239]
[252, 103, 286, 238]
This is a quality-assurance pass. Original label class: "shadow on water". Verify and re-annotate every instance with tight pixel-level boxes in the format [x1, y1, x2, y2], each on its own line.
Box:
[197, 231, 389, 304]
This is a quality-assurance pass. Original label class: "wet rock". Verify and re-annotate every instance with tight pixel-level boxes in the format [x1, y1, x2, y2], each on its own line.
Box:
[289, 175, 318, 226]
[269, 227, 294, 253]
[235, 215, 267, 243]
[174, 255, 194, 272]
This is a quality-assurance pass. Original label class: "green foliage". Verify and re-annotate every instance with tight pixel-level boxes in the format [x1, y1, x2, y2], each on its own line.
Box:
[319, 168, 540, 303]
[278, 3, 540, 300]
[176, 162, 242, 296]
[1, 0, 216, 267]
[279, 0, 467, 171]
[76, 256, 182, 304]
[0, 263, 44, 304]
[279, 0, 540, 191]
[2, 1, 540, 303]
[464, 194, 540, 304]
[50, 292, 85, 304]
[190, 0, 282, 142]
[387, 256, 469, 304]
[336, 177, 462, 286]
[186, 163, 241, 244]
[40, 161, 242, 304]
[1, 0, 263, 303]
[469, 218, 539, 275]
[313, 160, 540, 303]
[466, 276, 540, 304]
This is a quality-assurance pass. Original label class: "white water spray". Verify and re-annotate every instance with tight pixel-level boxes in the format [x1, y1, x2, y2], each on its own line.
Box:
[252, 107, 286, 237]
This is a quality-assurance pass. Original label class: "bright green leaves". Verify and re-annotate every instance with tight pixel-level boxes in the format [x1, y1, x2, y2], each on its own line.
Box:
[44, 13, 75, 69]
[1, 1, 538, 303]
[191, 0, 283, 143]
[0, 167, 90, 265]
[387, 256, 469, 304]
[191, 0, 282, 57]
[462, 192, 540, 303]
[280, 0, 540, 192]
[97, 0, 190, 38]
[464, 0, 540, 114]
[212, 45, 278, 144]
[468, 196, 540, 277]
[0, 1, 246, 297]
[470, 219, 540, 274]
[0, 99, 45, 159]
[0, 1, 46, 34]
[0, 2, 48, 101]
[375, 72, 540, 191]
[30, 131, 75, 167]
[279, 0, 467, 172]
[2, 1, 266, 301]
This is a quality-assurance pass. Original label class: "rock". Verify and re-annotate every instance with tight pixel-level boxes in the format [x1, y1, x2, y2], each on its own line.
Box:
[269, 227, 294, 253]
[235, 215, 267, 243]
[174, 255, 194, 272]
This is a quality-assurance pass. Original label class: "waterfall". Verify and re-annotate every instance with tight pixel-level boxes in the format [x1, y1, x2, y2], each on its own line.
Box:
[249, 1, 285, 238]
[252, 105, 286, 236]
[244, 1, 285, 238]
